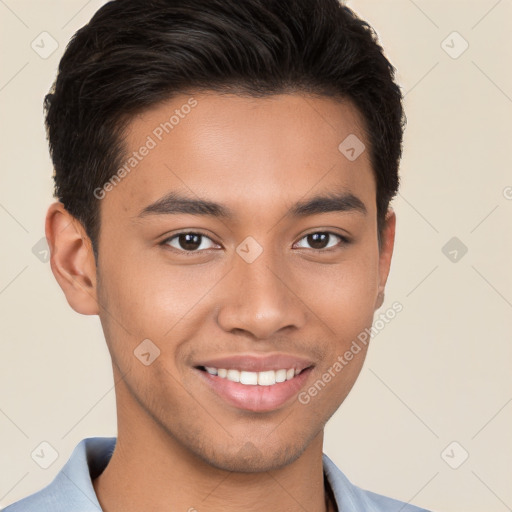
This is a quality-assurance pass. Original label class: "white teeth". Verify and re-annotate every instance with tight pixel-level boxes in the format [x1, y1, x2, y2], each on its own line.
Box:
[203, 366, 302, 386]
[226, 369, 240, 382]
[257, 370, 276, 386]
[240, 371, 258, 385]
[275, 369, 287, 383]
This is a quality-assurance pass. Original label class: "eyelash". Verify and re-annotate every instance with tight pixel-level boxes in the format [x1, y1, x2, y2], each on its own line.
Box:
[159, 230, 351, 255]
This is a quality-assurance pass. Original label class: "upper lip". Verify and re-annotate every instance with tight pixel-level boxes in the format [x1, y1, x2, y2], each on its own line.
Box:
[195, 353, 315, 373]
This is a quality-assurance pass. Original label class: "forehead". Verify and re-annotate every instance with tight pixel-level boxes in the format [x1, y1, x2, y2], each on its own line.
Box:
[102, 92, 375, 224]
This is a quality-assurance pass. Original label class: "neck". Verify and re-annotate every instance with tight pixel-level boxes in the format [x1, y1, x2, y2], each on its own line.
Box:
[93, 382, 333, 512]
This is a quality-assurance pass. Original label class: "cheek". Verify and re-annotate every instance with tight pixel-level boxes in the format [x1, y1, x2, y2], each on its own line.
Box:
[303, 252, 379, 334]
[98, 253, 225, 346]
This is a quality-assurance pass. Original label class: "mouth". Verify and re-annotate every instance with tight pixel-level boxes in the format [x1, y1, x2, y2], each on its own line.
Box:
[194, 364, 314, 412]
[195, 365, 308, 385]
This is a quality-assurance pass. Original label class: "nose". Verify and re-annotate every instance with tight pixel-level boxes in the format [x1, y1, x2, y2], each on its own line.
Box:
[216, 245, 308, 340]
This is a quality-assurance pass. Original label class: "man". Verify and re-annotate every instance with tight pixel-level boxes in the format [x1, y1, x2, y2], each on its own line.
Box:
[3, 0, 432, 510]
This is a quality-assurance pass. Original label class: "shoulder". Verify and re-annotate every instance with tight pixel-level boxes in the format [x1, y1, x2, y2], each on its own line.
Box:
[322, 453, 434, 512]
[2, 437, 116, 512]
[356, 489, 433, 512]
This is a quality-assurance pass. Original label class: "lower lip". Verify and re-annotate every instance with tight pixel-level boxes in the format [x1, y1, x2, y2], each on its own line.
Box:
[196, 367, 313, 412]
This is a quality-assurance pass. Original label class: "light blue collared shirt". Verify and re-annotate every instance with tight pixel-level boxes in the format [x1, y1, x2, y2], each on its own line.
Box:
[2, 437, 432, 511]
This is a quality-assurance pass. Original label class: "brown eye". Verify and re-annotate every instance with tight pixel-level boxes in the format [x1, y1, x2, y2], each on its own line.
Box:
[295, 232, 349, 251]
[162, 232, 217, 252]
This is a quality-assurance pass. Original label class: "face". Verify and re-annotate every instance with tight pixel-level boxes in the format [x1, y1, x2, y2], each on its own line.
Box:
[51, 92, 395, 473]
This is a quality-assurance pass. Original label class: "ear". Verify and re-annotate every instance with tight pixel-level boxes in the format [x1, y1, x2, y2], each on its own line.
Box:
[374, 208, 396, 310]
[45, 201, 100, 315]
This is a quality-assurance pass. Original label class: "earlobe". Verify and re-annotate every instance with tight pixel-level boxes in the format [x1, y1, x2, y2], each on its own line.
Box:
[374, 208, 396, 310]
[45, 201, 100, 315]
[375, 290, 385, 309]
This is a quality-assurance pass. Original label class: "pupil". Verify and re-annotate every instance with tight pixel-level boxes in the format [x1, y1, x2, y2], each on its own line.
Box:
[308, 233, 328, 249]
[180, 233, 201, 251]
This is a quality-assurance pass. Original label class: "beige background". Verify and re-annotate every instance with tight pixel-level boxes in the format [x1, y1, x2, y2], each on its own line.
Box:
[1, 1, 511, 511]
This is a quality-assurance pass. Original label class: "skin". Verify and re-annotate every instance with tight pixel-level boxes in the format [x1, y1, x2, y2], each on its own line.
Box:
[45, 92, 395, 512]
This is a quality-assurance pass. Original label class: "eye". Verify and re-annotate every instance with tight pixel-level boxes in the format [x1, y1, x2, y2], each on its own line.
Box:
[161, 231, 219, 253]
[294, 231, 350, 251]
[160, 230, 350, 255]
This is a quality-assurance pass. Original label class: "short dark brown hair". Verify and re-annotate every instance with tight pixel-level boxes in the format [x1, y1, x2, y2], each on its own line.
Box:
[44, 0, 405, 260]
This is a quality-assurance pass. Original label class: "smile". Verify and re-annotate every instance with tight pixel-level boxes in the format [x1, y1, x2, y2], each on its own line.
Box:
[196, 365, 313, 412]
[199, 366, 302, 386]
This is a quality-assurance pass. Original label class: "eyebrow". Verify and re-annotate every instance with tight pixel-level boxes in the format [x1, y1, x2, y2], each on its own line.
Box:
[136, 190, 367, 219]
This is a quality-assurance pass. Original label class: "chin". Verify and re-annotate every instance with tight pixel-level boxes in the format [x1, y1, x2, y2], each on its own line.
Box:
[193, 435, 311, 474]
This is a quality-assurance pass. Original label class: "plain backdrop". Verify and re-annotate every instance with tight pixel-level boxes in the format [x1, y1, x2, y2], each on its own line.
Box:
[1, 1, 511, 511]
